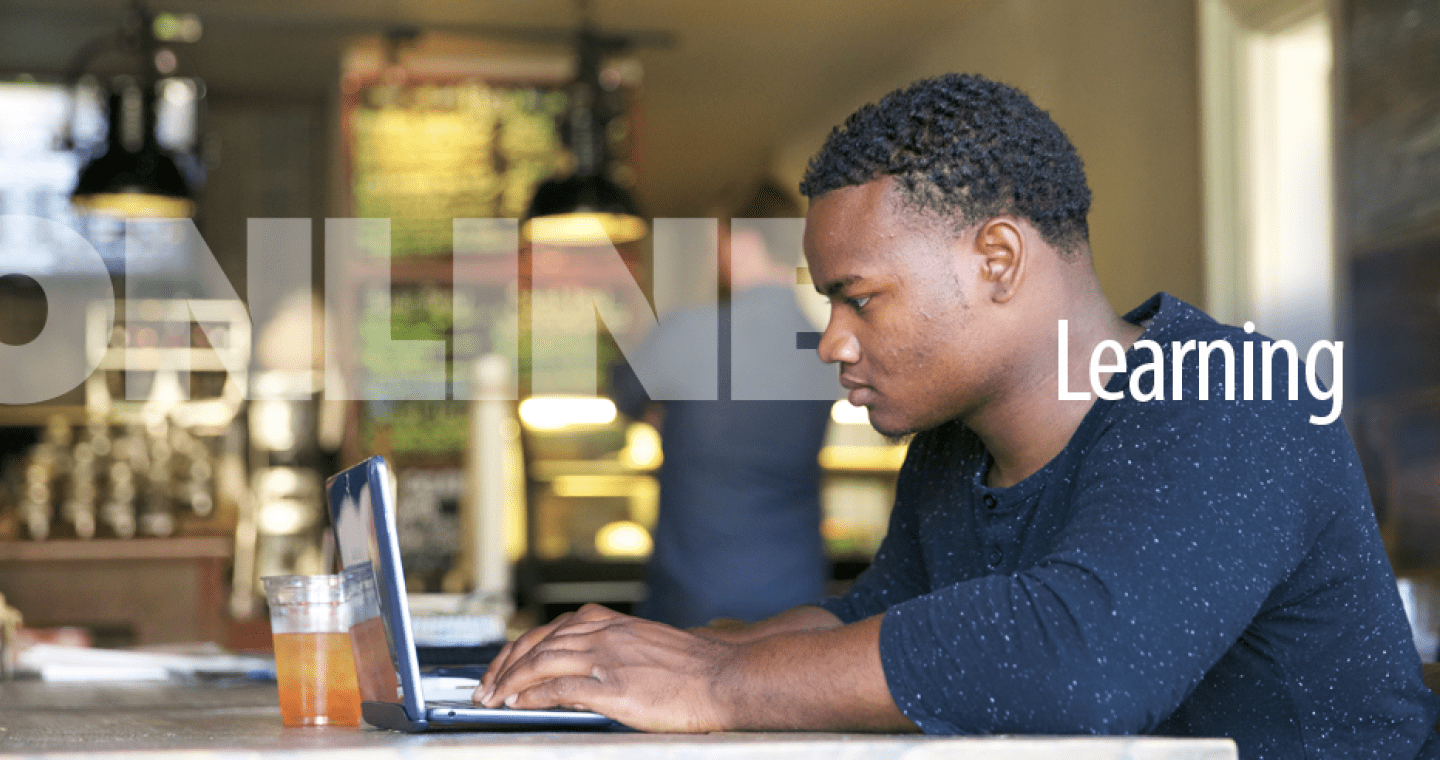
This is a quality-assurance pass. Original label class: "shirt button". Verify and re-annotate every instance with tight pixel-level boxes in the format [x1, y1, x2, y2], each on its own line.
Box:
[982, 494, 998, 509]
[987, 547, 1003, 566]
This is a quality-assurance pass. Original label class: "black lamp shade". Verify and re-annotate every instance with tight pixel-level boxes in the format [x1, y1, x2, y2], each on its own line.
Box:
[521, 173, 648, 246]
[72, 141, 195, 219]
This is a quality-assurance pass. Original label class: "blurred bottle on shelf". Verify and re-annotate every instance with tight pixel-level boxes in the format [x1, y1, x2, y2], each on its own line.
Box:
[4, 414, 223, 542]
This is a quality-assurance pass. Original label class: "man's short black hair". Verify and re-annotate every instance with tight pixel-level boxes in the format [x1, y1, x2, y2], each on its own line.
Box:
[799, 73, 1091, 254]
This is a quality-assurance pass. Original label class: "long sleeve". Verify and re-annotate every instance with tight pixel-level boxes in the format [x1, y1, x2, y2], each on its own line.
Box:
[878, 398, 1346, 734]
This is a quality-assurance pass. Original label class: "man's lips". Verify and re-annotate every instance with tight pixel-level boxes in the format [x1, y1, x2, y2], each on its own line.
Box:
[840, 375, 877, 407]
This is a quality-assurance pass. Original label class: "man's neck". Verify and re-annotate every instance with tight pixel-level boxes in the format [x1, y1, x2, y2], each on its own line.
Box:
[971, 296, 1144, 489]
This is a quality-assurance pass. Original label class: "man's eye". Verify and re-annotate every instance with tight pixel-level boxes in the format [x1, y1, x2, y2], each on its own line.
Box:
[847, 295, 871, 311]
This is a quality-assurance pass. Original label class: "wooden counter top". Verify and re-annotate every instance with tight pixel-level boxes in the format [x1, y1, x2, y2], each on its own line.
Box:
[0, 679, 1237, 759]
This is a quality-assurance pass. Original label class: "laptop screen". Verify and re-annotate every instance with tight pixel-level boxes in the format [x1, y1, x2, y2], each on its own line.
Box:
[328, 456, 422, 715]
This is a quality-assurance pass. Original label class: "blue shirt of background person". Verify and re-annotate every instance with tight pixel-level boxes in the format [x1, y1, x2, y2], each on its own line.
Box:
[611, 182, 837, 629]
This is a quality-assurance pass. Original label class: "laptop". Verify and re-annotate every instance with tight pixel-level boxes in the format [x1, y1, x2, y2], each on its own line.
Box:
[325, 455, 616, 732]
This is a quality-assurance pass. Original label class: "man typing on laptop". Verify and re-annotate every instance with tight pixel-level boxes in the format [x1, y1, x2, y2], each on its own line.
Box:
[475, 74, 1440, 756]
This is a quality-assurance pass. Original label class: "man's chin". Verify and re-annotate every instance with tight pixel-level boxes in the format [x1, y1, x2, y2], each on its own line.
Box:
[867, 410, 917, 442]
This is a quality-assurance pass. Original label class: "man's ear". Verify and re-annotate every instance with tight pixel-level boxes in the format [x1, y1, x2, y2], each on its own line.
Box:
[973, 217, 1025, 303]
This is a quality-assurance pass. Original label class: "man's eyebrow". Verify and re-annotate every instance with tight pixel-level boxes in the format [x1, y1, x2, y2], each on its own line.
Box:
[816, 275, 862, 297]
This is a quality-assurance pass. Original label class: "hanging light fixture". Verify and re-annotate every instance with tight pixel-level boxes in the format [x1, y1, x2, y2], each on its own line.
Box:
[524, 173, 647, 246]
[66, 0, 198, 219]
[72, 81, 195, 218]
[521, 14, 647, 246]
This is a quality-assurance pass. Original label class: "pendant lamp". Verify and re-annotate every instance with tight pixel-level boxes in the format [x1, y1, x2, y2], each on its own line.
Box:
[66, 0, 197, 219]
[72, 85, 195, 219]
[521, 24, 646, 246]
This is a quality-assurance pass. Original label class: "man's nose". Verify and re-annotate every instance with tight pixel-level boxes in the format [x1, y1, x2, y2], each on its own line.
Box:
[817, 322, 860, 365]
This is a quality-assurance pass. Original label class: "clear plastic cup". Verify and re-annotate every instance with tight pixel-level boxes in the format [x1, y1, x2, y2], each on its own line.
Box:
[261, 575, 362, 727]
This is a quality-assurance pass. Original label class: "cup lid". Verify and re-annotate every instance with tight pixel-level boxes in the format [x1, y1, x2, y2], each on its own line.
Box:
[261, 574, 346, 605]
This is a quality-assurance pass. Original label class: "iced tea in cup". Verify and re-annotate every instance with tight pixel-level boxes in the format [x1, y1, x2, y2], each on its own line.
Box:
[262, 575, 362, 727]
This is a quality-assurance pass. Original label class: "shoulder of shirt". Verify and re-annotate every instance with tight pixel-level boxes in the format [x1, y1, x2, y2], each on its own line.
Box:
[1126, 292, 1240, 346]
[1106, 292, 1344, 436]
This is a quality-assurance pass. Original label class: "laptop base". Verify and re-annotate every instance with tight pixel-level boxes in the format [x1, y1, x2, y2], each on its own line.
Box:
[363, 701, 619, 732]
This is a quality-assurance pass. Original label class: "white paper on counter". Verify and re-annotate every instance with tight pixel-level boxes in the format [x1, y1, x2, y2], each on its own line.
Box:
[18, 642, 273, 682]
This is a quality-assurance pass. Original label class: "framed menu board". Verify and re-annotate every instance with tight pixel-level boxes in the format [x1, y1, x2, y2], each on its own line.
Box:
[345, 79, 570, 256]
[332, 45, 646, 466]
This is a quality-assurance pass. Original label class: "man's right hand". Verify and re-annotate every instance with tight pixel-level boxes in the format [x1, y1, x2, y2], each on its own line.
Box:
[474, 604, 735, 732]
[475, 603, 916, 733]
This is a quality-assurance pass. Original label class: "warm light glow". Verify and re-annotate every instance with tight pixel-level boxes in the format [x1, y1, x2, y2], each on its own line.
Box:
[831, 400, 870, 425]
[821, 517, 848, 541]
[250, 400, 297, 452]
[257, 498, 310, 535]
[818, 445, 908, 471]
[552, 474, 651, 498]
[523, 213, 648, 246]
[172, 397, 242, 431]
[518, 395, 617, 431]
[621, 422, 662, 469]
[258, 467, 302, 497]
[72, 192, 195, 219]
[162, 77, 198, 106]
[595, 520, 652, 558]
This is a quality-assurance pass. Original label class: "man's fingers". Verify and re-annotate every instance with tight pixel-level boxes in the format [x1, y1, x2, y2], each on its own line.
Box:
[504, 674, 606, 713]
[478, 612, 575, 698]
[482, 644, 602, 707]
[476, 639, 517, 700]
[476, 610, 731, 733]
[477, 606, 629, 704]
[505, 670, 720, 733]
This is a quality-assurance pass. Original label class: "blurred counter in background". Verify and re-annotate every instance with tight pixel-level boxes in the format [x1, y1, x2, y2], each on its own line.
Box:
[0, 537, 230, 647]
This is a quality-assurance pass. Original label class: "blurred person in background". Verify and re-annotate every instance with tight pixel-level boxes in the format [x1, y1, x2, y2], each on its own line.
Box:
[610, 181, 834, 629]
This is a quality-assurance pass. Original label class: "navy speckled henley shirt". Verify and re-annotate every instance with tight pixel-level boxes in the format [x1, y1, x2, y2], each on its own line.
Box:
[822, 293, 1440, 758]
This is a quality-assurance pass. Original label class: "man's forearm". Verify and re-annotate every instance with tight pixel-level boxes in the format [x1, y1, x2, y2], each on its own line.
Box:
[717, 613, 918, 732]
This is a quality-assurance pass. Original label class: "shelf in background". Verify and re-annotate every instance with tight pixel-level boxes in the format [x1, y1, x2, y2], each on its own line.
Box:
[0, 537, 233, 647]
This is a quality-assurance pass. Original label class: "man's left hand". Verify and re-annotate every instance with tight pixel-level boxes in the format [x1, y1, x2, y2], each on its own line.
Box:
[475, 604, 736, 732]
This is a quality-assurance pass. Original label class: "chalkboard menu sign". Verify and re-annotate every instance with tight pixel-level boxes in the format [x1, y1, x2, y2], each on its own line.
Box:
[331, 50, 645, 467]
[346, 82, 570, 258]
